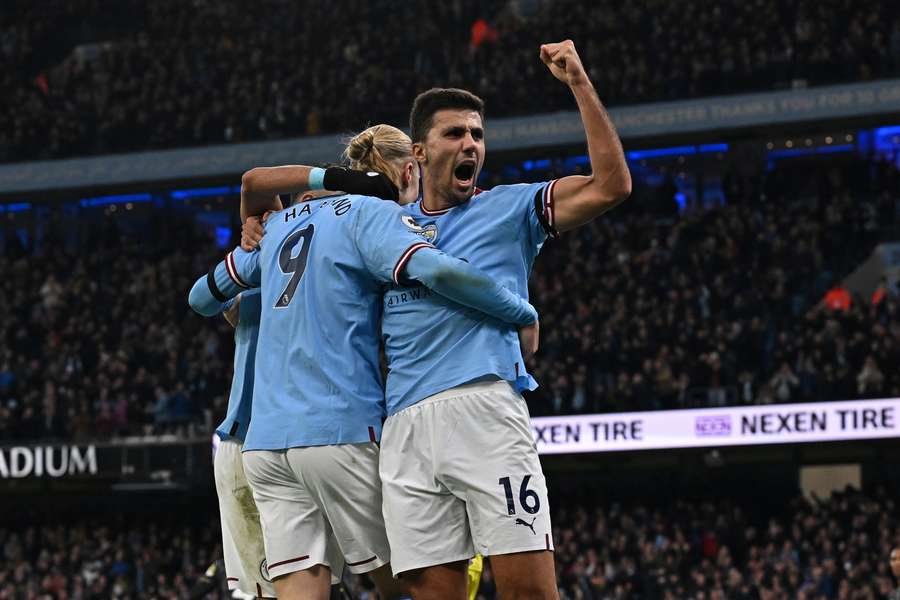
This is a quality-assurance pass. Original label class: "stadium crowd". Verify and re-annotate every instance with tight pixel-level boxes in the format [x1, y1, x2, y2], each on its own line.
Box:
[3, 0, 900, 161]
[0, 157, 898, 440]
[0, 485, 898, 599]
[524, 156, 900, 416]
[0, 210, 232, 441]
[0, 509, 222, 599]
[530, 485, 900, 600]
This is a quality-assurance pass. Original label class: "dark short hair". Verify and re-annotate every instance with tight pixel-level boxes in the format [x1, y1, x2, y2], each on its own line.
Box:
[409, 88, 485, 144]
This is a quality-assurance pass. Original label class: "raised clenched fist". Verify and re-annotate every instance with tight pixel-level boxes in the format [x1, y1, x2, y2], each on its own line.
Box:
[539, 40, 588, 88]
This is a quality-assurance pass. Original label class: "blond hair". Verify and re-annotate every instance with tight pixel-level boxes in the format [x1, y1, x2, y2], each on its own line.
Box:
[344, 124, 412, 187]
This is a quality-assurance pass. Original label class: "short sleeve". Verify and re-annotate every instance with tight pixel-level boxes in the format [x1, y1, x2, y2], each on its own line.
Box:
[197, 248, 261, 313]
[352, 199, 435, 285]
[526, 179, 559, 244]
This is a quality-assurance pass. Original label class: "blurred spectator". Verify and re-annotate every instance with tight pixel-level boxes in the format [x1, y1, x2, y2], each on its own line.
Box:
[39, 274, 63, 311]
[770, 362, 800, 403]
[890, 547, 900, 600]
[824, 283, 852, 312]
[857, 355, 886, 398]
[873, 277, 892, 307]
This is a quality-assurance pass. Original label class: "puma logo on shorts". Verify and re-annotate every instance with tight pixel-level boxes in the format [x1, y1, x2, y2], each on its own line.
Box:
[515, 517, 536, 535]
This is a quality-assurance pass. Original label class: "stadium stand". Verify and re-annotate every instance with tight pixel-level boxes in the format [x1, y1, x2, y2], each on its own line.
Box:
[510, 486, 900, 600]
[0, 210, 233, 441]
[2, 0, 900, 162]
[1, 156, 897, 441]
[523, 156, 900, 415]
[0, 510, 222, 599]
[1, 485, 897, 599]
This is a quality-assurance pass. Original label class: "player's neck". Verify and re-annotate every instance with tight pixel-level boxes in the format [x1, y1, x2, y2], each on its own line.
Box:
[421, 184, 464, 213]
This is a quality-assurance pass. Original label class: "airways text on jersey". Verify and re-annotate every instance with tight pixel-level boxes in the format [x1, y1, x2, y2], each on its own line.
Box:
[385, 285, 434, 307]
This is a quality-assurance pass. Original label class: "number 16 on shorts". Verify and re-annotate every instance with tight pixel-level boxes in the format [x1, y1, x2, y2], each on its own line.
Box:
[498, 475, 541, 515]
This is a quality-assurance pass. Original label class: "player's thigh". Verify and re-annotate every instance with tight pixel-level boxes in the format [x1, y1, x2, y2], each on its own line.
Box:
[380, 409, 475, 576]
[214, 440, 246, 591]
[242, 450, 343, 582]
[489, 551, 559, 600]
[287, 443, 391, 574]
[365, 563, 408, 600]
[215, 440, 276, 598]
[441, 383, 554, 557]
[402, 560, 469, 600]
[271, 563, 331, 600]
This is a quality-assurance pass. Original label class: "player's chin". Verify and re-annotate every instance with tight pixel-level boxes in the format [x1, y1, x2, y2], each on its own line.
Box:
[451, 176, 476, 200]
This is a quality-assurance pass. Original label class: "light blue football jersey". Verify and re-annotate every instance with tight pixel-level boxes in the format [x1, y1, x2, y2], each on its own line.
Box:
[215, 289, 261, 442]
[225, 194, 440, 451]
[382, 180, 558, 415]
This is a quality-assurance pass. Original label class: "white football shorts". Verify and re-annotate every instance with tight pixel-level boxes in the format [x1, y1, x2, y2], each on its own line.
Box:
[213, 437, 277, 598]
[380, 380, 554, 575]
[242, 442, 390, 581]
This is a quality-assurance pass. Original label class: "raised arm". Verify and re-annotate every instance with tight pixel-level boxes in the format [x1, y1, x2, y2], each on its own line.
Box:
[240, 166, 306, 222]
[241, 165, 399, 222]
[539, 40, 631, 233]
[402, 248, 537, 327]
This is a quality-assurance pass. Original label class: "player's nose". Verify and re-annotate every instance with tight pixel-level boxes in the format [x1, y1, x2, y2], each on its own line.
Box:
[460, 130, 478, 152]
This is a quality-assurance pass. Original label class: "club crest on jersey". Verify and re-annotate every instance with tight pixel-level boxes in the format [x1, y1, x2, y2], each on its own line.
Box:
[401, 215, 437, 243]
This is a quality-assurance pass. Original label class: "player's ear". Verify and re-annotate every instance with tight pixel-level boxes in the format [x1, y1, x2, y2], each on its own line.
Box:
[412, 142, 427, 165]
[401, 161, 414, 189]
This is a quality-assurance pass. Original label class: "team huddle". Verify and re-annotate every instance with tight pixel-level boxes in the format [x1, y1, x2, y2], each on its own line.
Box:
[188, 41, 631, 600]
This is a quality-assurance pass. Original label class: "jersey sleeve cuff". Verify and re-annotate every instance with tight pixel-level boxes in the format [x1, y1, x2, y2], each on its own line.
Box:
[225, 251, 250, 288]
[392, 242, 434, 285]
[533, 179, 559, 240]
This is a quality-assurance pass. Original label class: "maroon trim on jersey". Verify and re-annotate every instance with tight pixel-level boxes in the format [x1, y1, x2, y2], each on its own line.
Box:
[392, 242, 433, 285]
[419, 203, 453, 216]
[533, 180, 560, 240]
[545, 533, 551, 551]
[226, 251, 250, 288]
[226, 577, 239, 582]
[368, 426, 377, 442]
[347, 555, 378, 567]
[542, 180, 558, 236]
[420, 187, 485, 215]
[267, 554, 310, 570]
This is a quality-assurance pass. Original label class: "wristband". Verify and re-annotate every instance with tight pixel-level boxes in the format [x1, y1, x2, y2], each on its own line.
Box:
[323, 167, 399, 201]
[308, 167, 326, 190]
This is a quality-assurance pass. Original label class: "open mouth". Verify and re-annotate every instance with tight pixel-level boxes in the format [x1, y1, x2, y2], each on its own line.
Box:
[453, 161, 476, 184]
